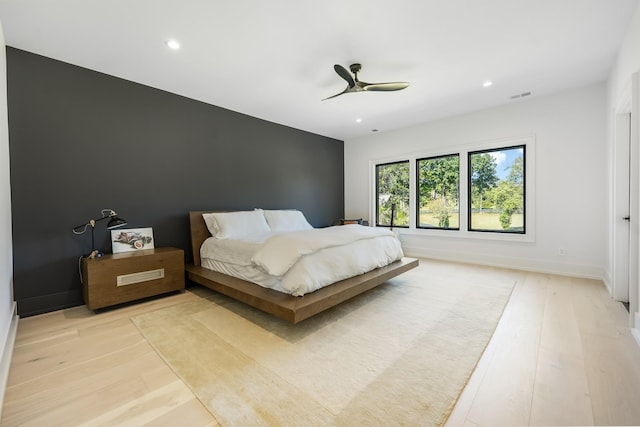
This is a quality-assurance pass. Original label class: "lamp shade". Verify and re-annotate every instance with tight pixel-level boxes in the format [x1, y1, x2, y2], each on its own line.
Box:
[107, 216, 127, 229]
[72, 209, 127, 258]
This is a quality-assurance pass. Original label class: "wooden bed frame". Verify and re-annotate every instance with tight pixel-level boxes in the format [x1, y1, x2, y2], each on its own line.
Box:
[185, 211, 419, 323]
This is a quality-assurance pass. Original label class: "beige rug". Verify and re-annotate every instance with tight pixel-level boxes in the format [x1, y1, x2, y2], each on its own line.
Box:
[132, 260, 514, 426]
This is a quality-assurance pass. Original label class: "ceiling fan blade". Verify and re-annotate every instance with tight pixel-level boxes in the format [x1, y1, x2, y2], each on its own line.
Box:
[362, 82, 410, 92]
[334, 64, 356, 88]
[324, 63, 408, 100]
[322, 86, 350, 101]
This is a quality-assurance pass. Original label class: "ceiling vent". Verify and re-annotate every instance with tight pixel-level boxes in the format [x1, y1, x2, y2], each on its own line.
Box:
[510, 92, 532, 100]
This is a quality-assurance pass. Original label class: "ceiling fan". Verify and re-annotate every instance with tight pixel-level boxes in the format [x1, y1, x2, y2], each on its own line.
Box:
[322, 63, 409, 101]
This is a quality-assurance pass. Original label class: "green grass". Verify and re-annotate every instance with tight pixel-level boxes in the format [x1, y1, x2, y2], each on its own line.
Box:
[419, 212, 523, 231]
[418, 213, 460, 229]
[471, 212, 523, 231]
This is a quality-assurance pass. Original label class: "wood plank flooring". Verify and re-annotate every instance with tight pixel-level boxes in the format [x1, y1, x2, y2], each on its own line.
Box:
[446, 267, 640, 426]
[1, 289, 217, 427]
[2, 259, 639, 426]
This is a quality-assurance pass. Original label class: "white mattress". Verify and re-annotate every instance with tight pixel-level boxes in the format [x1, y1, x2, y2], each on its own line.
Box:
[200, 225, 404, 296]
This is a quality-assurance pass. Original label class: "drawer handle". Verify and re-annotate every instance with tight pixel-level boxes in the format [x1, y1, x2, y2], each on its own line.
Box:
[117, 269, 165, 286]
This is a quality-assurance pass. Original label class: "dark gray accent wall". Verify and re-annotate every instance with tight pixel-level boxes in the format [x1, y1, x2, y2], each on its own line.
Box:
[7, 47, 344, 317]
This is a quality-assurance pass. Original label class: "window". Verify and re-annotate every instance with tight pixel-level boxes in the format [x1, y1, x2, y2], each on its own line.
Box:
[375, 161, 409, 227]
[468, 145, 525, 233]
[371, 137, 533, 240]
[416, 154, 459, 230]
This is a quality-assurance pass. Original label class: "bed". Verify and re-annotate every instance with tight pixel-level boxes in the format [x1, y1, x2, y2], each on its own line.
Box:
[185, 210, 419, 323]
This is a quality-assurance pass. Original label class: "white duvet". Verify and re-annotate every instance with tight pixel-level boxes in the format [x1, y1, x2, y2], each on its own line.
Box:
[200, 225, 404, 296]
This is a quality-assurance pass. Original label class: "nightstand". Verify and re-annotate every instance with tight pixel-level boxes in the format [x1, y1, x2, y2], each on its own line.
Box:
[81, 247, 185, 310]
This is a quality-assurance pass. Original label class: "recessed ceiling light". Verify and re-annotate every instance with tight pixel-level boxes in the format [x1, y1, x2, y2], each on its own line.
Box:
[355, 118, 362, 123]
[167, 39, 180, 50]
[482, 81, 493, 88]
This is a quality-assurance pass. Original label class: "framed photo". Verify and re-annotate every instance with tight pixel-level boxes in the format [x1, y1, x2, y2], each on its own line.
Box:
[111, 227, 155, 253]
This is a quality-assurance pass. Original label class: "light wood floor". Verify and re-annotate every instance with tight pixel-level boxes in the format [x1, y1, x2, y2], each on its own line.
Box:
[2, 259, 640, 426]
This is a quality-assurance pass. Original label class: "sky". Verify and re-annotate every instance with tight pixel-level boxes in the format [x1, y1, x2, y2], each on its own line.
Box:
[490, 146, 523, 180]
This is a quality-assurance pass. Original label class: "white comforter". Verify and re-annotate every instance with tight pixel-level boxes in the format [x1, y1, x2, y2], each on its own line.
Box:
[252, 225, 399, 276]
[200, 225, 404, 296]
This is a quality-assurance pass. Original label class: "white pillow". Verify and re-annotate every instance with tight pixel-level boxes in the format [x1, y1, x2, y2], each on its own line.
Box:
[263, 209, 313, 232]
[202, 210, 270, 239]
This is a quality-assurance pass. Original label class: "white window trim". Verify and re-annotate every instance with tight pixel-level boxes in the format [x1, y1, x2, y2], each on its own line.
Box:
[369, 135, 536, 243]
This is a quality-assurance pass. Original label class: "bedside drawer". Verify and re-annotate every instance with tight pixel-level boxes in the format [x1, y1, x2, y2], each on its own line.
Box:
[81, 247, 185, 310]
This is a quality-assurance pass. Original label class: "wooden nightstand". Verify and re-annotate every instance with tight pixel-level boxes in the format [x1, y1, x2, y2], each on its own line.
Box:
[81, 247, 185, 310]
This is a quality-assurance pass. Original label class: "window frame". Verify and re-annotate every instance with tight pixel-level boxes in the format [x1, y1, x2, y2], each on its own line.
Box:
[375, 160, 411, 228]
[369, 136, 535, 243]
[467, 144, 526, 235]
[416, 153, 460, 231]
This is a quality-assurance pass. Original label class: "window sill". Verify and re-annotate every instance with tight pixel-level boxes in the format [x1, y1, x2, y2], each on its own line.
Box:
[394, 227, 535, 243]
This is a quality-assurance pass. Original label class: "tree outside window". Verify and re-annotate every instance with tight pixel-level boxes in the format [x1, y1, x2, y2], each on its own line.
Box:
[376, 161, 410, 227]
[469, 146, 525, 233]
[417, 154, 459, 229]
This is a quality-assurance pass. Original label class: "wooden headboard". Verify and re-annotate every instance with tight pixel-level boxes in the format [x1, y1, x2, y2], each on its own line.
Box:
[189, 211, 213, 266]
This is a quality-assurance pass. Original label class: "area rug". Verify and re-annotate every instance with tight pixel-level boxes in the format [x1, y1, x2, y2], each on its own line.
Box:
[132, 261, 514, 426]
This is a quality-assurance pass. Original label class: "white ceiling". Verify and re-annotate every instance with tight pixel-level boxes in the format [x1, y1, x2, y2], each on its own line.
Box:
[0, 0, 637, 141]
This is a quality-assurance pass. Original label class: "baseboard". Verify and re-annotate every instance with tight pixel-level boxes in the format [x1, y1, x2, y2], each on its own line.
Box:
[0, 301, 18, 420]
[402, 246, 605, 281]
[17, 289, 83, 317]
[632, 313, 640, 349]
[601, 268, 613, 296]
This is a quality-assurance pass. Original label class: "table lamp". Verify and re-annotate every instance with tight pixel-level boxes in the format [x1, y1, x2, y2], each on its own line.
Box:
[72, 209, 127, 258]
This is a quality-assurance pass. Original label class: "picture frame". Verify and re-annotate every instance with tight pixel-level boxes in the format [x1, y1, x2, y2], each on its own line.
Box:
[111, 227, 155, 253]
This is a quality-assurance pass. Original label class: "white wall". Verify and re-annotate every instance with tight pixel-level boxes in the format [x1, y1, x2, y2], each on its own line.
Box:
[608, 5, 640, 106]
[344, 83, 607, 279]
[0, 18, 17, 413]
[607, 3, 640, 341]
